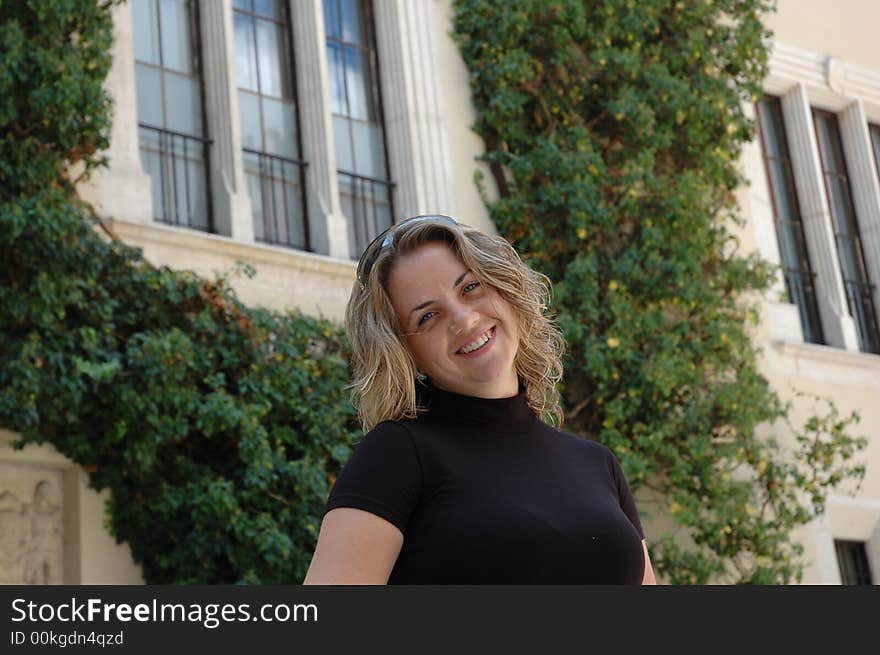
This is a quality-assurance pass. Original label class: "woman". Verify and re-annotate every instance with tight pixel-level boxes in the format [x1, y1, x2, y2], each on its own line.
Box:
[303, 214, 656, 584]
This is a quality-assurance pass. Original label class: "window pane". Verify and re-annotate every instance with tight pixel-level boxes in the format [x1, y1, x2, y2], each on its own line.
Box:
[256, 18, 292, 98]
[824, 121, 848, 172]
[326, 42, 347, 115]
[234, 12, 258, 92]
[768, 160, 792, 219]
[159, 0, 193, 74]
[869, 124, 880, 181]
[257, 23, 278, 94]
[333, 115, 353, 171]
[243, 151, 266, 239]
[352, 121, 384, 178]
[135, 63, 164, 127]
[165, 72, 202, 136]
[133, 0, 161, 65]
[281, 160, 305, 247]
[344, 45, 373, 121]
[138, 127, 165, 220]
[835, 540, 873, 585]
[252, 0, 280, 19]
[826, 177, 851, 235]
[233, 0, 252, 11]
[323, 0, 341, 40]
[173, 147, 208, 229]
[238, 90, 261, 150]
[340, 0, 364, 45]
[262, 98, 297, 159]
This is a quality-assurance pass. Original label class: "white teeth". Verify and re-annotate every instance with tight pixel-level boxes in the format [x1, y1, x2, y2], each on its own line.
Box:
[459, 328, 492, 354]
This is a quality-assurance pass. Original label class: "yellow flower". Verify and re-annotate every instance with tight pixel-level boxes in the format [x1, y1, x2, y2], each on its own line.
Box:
[607, 337, 620, 348]
[608, 280, 619, 291]
[576, 227, 588, 240]
[670, 502, 683, 515]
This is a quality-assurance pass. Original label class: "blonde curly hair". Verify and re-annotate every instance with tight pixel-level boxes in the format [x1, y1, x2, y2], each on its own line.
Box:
[345, 217, 565, 431]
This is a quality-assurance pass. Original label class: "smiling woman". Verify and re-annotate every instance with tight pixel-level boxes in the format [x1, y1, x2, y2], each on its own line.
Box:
[387, 242, 520, 400]
[303, 215, 656, 585]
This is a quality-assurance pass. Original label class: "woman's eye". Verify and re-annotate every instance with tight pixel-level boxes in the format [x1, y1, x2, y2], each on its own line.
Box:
[417, 311, 435, 326]
[463, 281, 481, 293]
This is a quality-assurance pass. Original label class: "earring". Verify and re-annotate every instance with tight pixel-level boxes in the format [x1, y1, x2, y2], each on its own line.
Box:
[416, 370, 427, 383]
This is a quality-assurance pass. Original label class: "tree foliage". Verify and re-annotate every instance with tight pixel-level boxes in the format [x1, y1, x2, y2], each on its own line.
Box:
[452, 0, 866, 583]
[0, 0, 357, 583]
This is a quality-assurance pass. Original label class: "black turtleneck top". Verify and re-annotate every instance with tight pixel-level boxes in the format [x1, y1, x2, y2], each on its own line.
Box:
[324, 385, 645, 584]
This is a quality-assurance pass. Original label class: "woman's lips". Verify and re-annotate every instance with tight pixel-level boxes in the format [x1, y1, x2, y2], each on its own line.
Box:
[456, 326, 496, 358]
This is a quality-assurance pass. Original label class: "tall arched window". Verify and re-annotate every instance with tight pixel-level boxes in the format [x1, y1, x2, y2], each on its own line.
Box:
[133, 0, 211, 231]
[234, 0, 309, 249]
[756, 97, 825, 345]
[324, 0, 394, 258]
[813, 109, 880, 354]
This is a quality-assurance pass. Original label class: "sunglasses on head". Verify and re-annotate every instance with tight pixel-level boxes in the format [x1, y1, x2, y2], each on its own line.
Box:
[355, 214, 460, 286]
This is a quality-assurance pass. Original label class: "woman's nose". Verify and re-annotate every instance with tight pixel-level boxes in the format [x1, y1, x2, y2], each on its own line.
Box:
[450, 302, 479, 336]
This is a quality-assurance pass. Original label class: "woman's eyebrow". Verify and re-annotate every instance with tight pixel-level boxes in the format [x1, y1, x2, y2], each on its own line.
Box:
[408, 270, 470, 316]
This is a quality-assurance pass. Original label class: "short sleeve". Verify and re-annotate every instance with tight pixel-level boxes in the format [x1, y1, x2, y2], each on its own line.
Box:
[607, 450, 645, 540]
[324, 421, 423, 533]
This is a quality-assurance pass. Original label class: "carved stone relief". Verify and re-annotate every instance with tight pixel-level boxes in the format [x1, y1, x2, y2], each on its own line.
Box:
[0, 464, 64, 584]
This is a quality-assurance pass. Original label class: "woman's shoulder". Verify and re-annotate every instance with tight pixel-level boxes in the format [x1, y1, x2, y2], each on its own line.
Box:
[356, 419, 418, 449]
[543, 424, 616, 460]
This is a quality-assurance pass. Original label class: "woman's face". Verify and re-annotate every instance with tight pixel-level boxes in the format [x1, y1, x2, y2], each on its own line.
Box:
[386, 241, 520, 398]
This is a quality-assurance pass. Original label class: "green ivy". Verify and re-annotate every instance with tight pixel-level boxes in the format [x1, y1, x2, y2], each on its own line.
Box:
[0, 0, 358, 583]
[453, 0, 867, 583]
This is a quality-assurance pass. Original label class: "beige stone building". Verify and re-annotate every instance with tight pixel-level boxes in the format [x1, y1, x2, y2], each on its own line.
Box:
[1, 0, 876, 584]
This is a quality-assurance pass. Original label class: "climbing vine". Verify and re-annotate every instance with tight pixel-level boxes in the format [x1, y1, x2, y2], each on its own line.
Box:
[453, 0, 866, 583]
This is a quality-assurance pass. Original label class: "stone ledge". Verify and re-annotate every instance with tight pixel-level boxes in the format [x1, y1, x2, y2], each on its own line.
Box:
[107, 218, 357, 279]
[105, 218, 357, 321]
[764, 339, 880, 392]
[768, 339, 880, 371]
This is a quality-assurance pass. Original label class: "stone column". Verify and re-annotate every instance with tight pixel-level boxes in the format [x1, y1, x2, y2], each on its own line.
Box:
[781, 84, 859, 350]
[373, 0, 456, 219]
[200, 0, 254, 241]
[85, 1, 153, 224]
[839, 100, 880, 341]
[289, 0, 349, 259]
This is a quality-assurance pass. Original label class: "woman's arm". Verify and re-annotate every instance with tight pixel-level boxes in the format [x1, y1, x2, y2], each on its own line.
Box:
[302, 508, 404, 585]
[641, 539, 657, 585]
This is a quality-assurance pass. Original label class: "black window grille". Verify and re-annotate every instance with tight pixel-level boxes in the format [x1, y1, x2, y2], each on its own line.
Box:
[233, 0, 309, 249]
[324, 0, 395, 258]
[133, 0, 211, 231]
[756, 97, 825, 345]
[834, 540, 873, 585]
[813, 109, 880, 354]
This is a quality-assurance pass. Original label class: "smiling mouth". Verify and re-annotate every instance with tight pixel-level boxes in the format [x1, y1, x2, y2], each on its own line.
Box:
[456, 326, 495, 355]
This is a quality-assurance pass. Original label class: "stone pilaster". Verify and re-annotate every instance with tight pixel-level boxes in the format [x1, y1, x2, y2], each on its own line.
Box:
[839, 100, 880, 340]
[289, 0, 348, 259]
[83, 0, 153, 224]
[200, 0, 254, 241]
[781, 84, 859, 350]
[373, 0, 456, 219]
